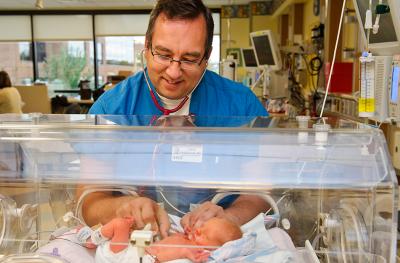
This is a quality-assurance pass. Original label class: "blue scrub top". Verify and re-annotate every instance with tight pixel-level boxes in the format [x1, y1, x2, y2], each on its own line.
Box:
[89, 69, 268, 117]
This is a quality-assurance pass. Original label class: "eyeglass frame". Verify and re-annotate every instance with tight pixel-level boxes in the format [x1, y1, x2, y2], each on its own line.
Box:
[149, 44, 207, 70]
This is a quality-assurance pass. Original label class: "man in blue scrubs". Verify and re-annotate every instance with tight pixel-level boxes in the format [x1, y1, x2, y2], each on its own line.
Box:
[84, 0, 269, 237]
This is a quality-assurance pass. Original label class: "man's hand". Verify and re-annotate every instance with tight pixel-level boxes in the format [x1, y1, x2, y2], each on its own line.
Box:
[180, 201, 236, 231]
[180, 195, 270, 231]
[115, 196, 170, 238]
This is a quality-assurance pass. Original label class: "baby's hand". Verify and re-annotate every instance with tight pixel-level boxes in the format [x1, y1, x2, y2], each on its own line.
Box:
[184, 248, 210, 263]
[145, 243, 209, 262]
[76, 225, 97, 249]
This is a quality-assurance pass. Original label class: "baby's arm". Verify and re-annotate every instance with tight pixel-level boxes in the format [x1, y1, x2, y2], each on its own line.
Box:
[146, 234, 209, 263]
[100, 217, 134, 253]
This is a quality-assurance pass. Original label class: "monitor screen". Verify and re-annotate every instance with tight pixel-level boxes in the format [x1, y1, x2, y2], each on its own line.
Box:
[252, 35, 276, 66]
[390, 65, 400, 103]
[250, 30, 282, 71]
[241, 48, 258, 68]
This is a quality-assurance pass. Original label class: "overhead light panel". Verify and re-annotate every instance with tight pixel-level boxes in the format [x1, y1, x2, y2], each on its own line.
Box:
[36, 0, 44, 9]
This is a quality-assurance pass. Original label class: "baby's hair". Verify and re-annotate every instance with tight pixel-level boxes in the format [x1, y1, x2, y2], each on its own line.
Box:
[213, 218, 242, 245]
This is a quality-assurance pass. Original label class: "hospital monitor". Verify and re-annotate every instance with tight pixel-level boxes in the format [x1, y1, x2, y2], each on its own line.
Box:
[240, 48, 258, 68]
[250, 30, 282, 71]
[389, 58, 400, 118]
[353, 0, 400, 55]
[269, 70, 290, 99]
[390, 65, 399, 104]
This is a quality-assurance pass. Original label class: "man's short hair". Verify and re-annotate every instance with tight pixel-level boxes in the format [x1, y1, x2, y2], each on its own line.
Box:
[146, 0, 214, 59]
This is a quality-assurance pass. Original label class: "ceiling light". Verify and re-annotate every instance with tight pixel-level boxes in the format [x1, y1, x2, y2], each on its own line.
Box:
[36, 0, 44, 9]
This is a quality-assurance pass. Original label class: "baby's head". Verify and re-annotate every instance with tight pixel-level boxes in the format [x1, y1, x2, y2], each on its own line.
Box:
[190, 217, 242, 247]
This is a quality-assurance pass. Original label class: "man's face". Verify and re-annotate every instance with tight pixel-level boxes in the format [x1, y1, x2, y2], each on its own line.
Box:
[145, 13, 209, 100]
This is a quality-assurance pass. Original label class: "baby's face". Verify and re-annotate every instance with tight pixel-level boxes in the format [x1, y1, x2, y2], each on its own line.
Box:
[188, 218, 232, 247]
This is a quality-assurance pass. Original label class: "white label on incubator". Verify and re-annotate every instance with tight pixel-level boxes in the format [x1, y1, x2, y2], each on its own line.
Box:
[171, 145, 203, 163]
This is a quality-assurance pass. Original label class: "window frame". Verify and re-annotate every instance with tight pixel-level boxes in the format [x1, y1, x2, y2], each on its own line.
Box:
[0, 9, 221, 89]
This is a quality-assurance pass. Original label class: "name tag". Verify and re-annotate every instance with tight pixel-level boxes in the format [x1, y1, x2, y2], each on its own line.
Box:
[171, 145, 203, 163]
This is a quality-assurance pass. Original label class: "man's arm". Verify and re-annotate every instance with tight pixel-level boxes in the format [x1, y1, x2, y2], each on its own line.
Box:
[78, 190, 132, 226]
[180, 195, 269, 230]
[77, 190, 170, 238]
[76, 156, 125, 226]
[224, 195, 270, 225]
[77, 157, 170, 237]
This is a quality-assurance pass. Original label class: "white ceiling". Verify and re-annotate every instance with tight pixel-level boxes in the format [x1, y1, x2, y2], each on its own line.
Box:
[0, 0, 269, 10]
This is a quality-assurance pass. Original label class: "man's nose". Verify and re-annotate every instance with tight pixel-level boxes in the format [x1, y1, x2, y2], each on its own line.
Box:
[165, 61, 183, 80]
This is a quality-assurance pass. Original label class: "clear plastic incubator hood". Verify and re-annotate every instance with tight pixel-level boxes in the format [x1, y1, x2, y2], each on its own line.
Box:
[0, 114, 397, 263]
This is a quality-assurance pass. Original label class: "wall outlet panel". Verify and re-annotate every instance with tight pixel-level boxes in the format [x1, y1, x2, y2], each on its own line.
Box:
[393, 130, 400, 170]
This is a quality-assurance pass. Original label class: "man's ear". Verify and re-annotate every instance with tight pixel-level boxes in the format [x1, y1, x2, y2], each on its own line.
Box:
[206, 46, 213, 59]
[145, 38, 151, 51]
[204, 46, 213, 65]
[142, 44, 150, 59]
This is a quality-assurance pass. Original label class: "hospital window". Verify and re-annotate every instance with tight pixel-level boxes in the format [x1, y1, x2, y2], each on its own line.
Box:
[19, 42, 47, 63]
[208, 35, 220, 74]
[36, 41, 94, 92]
[0, 12, 220, 90]
[0, 42, 34, 85]
[19, 43, 32, 61]
[96, 36, 145, 86]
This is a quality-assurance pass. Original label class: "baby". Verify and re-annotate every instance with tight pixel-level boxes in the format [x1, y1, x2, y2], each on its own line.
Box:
[145, 217, 243, 262]
[91, 216, 242, 263]
[91, 216, 137, 263]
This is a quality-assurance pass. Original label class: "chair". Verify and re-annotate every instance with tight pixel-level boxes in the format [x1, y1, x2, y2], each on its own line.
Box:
[15, 85, 52, 114]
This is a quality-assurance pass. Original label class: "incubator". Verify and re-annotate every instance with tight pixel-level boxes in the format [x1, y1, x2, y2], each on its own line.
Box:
[0, 114, 397, 263]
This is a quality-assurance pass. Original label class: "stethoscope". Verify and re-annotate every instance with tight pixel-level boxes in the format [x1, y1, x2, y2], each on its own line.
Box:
[140, 49, 207, 115]
[140, 49, 208, 214]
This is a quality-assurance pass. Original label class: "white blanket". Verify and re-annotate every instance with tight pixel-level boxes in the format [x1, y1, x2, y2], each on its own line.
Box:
[38, 213, 296, 263]
[165, 213, 295, 263]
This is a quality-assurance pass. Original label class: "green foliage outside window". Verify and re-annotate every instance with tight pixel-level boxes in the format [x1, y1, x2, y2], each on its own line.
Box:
[43, 48, 92, 89]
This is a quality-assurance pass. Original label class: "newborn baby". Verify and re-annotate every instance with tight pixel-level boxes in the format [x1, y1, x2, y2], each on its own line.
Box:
[90, 216, 242, 263]
[38, 213, 295, 263]
[145, 217, 243, 262]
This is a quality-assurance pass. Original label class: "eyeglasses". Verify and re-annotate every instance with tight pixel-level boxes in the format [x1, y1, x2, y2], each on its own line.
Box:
[150, 46, 205, 71]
